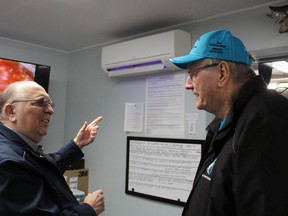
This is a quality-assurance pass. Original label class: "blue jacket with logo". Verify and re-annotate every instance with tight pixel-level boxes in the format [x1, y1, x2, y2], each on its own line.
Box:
[182, 76, 288, 216]
[0, 124, 97, 216]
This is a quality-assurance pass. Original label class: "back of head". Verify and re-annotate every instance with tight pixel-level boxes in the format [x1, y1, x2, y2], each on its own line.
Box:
[0, 81, 41, 120]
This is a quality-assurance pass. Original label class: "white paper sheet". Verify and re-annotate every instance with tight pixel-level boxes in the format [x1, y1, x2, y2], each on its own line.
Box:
[124, 103, 144, 132]
[128, 139, 202, 202]
[145, 73, 185, 136]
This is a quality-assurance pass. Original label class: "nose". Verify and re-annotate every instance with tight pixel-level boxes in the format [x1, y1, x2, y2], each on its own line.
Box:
[45, 104, 54, 114]
[185, 76, 194, 90]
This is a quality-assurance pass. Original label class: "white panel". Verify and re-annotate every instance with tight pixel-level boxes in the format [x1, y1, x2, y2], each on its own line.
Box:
[101, 30, 191, 77]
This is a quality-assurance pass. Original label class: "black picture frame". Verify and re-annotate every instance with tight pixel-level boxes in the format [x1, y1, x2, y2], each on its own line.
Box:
[125, 136, 204, 206]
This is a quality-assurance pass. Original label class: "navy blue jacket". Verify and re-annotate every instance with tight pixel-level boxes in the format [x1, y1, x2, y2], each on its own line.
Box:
[182, 76, 288, 216]
[0, 124, 97, 216]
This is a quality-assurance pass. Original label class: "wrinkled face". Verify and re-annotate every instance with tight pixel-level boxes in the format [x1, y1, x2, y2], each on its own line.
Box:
[10, 84, 54, 143]
[185, 60, 220, 113]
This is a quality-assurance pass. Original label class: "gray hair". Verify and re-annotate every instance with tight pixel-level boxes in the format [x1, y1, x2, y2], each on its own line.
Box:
[203, 55, 257, 83]
[0, 81, 38, 120]
[0, 85, 18, 119]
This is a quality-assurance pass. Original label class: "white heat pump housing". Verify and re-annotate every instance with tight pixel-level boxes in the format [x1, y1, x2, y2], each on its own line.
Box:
[101, 30, 191, 77]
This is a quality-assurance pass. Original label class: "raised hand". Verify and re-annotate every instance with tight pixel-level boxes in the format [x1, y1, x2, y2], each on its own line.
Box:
[73, 116, 103, 149]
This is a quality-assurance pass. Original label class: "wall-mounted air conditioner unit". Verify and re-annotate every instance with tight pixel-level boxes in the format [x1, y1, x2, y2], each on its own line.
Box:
[101, 30, 191, 77]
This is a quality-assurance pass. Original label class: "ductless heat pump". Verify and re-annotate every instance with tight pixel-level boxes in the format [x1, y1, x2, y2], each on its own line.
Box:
[101, 30, 191, 77]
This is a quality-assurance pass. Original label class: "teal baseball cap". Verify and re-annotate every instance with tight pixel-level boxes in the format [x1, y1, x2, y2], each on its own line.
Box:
[170, 29, 253, 69]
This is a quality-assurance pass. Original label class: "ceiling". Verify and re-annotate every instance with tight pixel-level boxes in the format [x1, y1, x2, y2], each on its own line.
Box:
[0, 0, 285, 52]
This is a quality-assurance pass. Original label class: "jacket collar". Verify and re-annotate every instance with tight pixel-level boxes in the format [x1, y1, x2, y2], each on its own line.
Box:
[208, 75, 268, 133]
[230, 75, 267, 122]
[204, 76, 268, 155]
[0, 123, 37, 155]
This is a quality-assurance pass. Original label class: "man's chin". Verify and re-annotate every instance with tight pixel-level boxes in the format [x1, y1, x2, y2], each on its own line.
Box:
[37, 131, 47, 139]
[196, 103, 204, 110]
[40, 131, 48, 136]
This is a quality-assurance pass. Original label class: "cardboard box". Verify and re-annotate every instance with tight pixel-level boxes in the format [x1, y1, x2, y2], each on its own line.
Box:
[70, 189, 85, 202]
[64, 168, 89, 196]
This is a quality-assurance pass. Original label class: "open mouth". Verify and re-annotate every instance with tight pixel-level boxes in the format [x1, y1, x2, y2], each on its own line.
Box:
[40, 115, 51, 124]
[42, 119, 50, 123]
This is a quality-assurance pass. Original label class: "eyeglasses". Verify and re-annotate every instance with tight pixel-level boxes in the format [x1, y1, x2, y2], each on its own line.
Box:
[188, 62, 220, 82]
[12, 97, 55, 108]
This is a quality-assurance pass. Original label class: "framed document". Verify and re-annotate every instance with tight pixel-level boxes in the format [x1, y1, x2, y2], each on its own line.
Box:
[125, 136, 204, 206]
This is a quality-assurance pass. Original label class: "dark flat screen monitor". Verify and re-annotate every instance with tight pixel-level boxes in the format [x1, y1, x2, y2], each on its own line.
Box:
[0, 58, 51, 92]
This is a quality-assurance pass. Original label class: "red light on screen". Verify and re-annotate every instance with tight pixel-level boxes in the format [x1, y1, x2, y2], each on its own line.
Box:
[0, 59, 35, 92]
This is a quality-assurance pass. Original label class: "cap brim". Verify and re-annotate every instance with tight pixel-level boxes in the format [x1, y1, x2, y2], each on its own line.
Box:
[170, 54, 204, 69]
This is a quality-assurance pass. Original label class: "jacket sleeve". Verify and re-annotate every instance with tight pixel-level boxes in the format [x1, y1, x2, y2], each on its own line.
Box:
[0, 159, 97, 216]
[61, 203, 97, 216]
[47, 140, 84, 172]
[233, 110, 288, 215]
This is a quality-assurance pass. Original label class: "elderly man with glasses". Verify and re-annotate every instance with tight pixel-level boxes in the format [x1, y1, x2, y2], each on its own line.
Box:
[170, 29, 288, 216]
[0, 81, 104, 216]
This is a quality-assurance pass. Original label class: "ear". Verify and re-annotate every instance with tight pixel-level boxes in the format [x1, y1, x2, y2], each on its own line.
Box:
[217, 61, 230, 87]
[3, 104, 16, 122]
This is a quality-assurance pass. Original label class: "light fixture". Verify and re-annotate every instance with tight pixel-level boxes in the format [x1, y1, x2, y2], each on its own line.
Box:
[271, 61, 288, 73]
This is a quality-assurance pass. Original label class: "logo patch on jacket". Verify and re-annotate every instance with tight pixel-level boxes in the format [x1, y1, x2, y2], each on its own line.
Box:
[201, 158, 217, 181]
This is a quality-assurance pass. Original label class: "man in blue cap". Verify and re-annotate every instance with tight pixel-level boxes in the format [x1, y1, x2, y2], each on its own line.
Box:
[170, 29, 288, 216]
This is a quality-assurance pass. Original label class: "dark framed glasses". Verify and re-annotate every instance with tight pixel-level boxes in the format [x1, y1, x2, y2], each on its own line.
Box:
[12, 97, 55, 108]
[188, 62, 220, 82]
